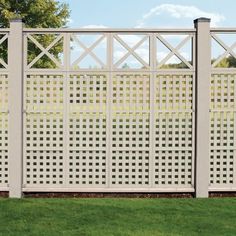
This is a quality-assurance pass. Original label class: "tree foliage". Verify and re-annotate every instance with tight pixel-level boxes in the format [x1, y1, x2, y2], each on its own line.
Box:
[0, 0, 70, 68]
[214, 56, 236, 68]
[0, 0, 70, 28]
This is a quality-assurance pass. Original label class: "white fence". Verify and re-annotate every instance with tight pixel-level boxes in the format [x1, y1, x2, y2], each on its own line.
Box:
[0, 18, 235, 198]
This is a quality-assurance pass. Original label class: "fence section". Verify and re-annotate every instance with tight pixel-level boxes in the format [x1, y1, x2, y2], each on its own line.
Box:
[209, 29, 236, 191]
[0, 19, 236, 197]
[21, 30, 196, 192]
[0, 30, 9, 191]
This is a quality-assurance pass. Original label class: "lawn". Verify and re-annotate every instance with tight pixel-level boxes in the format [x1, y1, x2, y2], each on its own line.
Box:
[0, 198, 235, 236]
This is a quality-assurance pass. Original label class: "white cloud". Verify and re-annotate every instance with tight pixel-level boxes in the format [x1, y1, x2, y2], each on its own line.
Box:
[137, 4, 225, 27]
[66, 18, 74, 26]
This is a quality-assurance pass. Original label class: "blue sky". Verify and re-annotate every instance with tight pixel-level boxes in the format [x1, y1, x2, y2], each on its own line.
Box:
[59, 0, 235, 28]
[56, 1, 235, 68]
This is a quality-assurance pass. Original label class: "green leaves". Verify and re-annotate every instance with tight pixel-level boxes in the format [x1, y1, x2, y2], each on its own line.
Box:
[0, 0, 70, 28]
[0, 0, 70, 68]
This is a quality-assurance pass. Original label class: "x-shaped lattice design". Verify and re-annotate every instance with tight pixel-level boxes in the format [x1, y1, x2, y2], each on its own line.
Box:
[27, 34, 63, 69]
[71, 34, 106, 68]
[211, 33, 236, 67]
[113, 35, 149, 68]
[0, 34, 8, 69]
[156, 34, 193, 69]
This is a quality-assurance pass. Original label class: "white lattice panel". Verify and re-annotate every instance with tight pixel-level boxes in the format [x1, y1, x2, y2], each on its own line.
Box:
[24, 112, 64, 186]
[209, 74, 236, 189]
[210, 150, 234, 185]
[112, 74, 150, 112]
[111, 114, 150, 149]
[25, 114, 64, 150]
[210, 112, 235, 149]
[154, 150, 192, 187]
[155, 75, 193, 111]
[69, 114, 106, 149]
[22, 32, 196, 193]
[210, 74, 236, 110]
[154, 113, 193, 149]
[0, 114, 8, 186]
[154, 74, 194, 188]
[68, 74, 107, 112]
[25, 74, 64, 112]
[111, 151, 149, 186]
[25, 150, 64, 185]
[68, 150, 106, 186]
[0, 74, 8, 111]
[209, 111, 236, 188]
[0, 74, 8, 188]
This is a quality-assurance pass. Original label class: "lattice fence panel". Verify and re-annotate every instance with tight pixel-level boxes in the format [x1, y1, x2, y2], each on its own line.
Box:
[25, 114, 64, 151]
[111, 150, 149, 186]
[0, 31, 9, 189]
[25, 74, 64, 112]
[25, 150, 64, 185]
[22, 32, 196, 192]
[68, 150, 106, 186]
[0, 74, 8, 111]
[153, 74, 194, 189]
[0, 114, 8, 187]
[23, 74, 65, 188]
[67, 73, 108, 188]
[154, 113, 193, 149]
[112, 74, 150, 112]
[69, 114, 106, 149]
[209, 74, 236, 189]
[155, 74, 193, 111]
[68, 74, 107, 112]
[0, 74, 9, 188]
[110, 74, 150, 188]
[154, 150, 192, 186]
[111, 114, 150, 149]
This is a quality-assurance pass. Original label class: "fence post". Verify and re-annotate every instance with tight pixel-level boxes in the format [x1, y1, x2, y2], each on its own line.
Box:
[194, 18, 211, 198]
[9, 19, 23, 198]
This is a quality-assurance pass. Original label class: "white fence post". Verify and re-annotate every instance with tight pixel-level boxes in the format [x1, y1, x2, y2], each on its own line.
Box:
[194, 18, 211, 198]
[9, 19, 23, 198]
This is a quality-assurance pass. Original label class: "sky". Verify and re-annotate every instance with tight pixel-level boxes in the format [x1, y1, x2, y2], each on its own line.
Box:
[55, 0, 236, 68]
[59, 0, 235, 28]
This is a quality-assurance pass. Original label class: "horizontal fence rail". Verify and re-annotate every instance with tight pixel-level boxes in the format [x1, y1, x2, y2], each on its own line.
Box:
[23, 28, 197, 33]
[0, 18, 235, 198]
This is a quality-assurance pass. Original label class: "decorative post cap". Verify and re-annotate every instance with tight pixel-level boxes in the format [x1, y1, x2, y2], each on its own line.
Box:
[194, 17, 211, 24]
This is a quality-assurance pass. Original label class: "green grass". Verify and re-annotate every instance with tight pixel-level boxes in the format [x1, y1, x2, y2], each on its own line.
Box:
[0, 198, 235, 236]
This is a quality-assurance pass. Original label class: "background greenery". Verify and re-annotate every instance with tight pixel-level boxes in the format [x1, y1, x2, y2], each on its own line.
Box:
[0, 0, 70, 68]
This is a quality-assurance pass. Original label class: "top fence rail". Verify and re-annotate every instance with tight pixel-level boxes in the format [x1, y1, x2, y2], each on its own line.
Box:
[210, 28, 236, 33]
[1, 27, 236, 33]
[23, 28, 197, 33]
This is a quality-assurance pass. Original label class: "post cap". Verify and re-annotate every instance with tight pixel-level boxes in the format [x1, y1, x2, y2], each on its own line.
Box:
[194, 17, 211, 24]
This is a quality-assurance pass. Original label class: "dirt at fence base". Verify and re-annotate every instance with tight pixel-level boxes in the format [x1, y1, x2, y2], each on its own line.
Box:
[1, 191, 236, 198]
[209, 192, 236, 198]
[23, 192, 194, 198]
[0, 192, 9, 198]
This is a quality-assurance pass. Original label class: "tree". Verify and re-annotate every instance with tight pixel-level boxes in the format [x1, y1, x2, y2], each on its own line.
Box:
[213, 56, 236, 68]
[0, 0, 70, 68]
